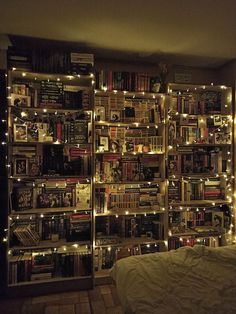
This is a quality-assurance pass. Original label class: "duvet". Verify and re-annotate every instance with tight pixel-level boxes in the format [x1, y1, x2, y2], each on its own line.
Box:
[110, 245, 236, 314]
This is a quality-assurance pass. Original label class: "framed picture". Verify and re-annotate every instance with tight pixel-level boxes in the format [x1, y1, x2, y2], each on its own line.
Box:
[212, 212, 224, 228]
[168, 121, 176, 146]
[99, 136, 109, 151]
[215, 132, 231, 144]
[11, 93, 31, 107]
[28, 157, 41, 176]
[14, 158, 28, 176]
[110, 110, 121, 122]
[95, 106, 105, 121]
[14, 124, 27, 142]
[213, 115, 222, 126]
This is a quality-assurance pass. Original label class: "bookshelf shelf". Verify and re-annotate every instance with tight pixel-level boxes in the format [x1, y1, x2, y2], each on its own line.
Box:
[10, 70, 94, 83]
[10, 240, 91, 250]
[95, 238, 165, 247]
[94, 89, 165, 98]
[10, 206, 92, 215]
[8, 275, 92, 287]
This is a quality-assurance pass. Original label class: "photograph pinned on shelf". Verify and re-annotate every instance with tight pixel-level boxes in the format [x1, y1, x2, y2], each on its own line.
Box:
[95, 106, 105, 121]
[214, 131, 231, 144]
[110, 110, 121, 122]
[212, 212, 224, 228]
[99, 136, 109, 151]
[14, 124, 28, 142]
[14, 158, 28, 176]
[11, 93, 31, 107]
[213, 115, 222, 126]
[28, 157, 41, 176]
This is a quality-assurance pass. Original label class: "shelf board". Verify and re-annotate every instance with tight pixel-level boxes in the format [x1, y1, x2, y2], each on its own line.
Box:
[10, 239, 92, 250]
[8, 275, 92, 287]
[178, 143, 231, 147]
[95, 180, 163, 185]
[9, 70, 93, 83]
[95, 121, 165, 127]
[10, 207, 92, 215]
[95, 208, 165, 216]
[95, 89, 165, 98]
[169, 173, 231, 179]
[95, 151, 164, 155]
[9, 175, 91, 180]
[8, 141, 92, 147]
[169, 200, 230, 206]
[170, 230, 224, 238]
[169, 83, 230, 92]
[95, 238, 164, 248]
[9, 105, 92, 114]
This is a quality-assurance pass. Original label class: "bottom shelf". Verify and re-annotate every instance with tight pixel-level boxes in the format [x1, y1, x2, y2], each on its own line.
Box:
[5, 276, 93, 298]
[8, 275, 92, 287]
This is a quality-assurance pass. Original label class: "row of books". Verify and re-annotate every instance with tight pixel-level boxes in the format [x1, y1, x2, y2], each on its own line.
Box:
[179, 126, 231, 145]
[8, 250, 92, 284]
[95, 214, 164, 240]
[168, 148, 228, 175]
[182, 179, 225, 201]
[95, 126, 163, 154]
[168, 236, 221, 250]
[95, 71, 160, 92]
[10, 212, 91, 246]
[11, 83, 91, 110]
[95, 155, 161, 183]
[11, 144, 91, 178]
[12, 115, 90, 144]
[11, 180, 91, 213]
[95, 96, 164, 123]
[95, 184, 163, 213]
[169, 210, 226, 230]
[94, 242, 163, 271]
[8, 47, 94, 75]
[171, 91, 222, 114]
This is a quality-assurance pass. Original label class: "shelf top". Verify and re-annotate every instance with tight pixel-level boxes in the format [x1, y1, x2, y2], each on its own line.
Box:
[10, 207, 92, 215]
[95, 121, 165, 127]
[95, 237, 164, 247]
[8, 275, 92, 287]
[95, 208, 165, 216]
[9, 69, 94, 83]
[168, 83, 231, 92]
[9, 105, 92, 114]
[94, 89, 166, 98]
[95, 180, 163, 185]
[10, 239, 92, 251]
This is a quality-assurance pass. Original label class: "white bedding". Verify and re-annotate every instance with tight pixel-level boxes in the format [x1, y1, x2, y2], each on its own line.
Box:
[110, 245, 236, 314]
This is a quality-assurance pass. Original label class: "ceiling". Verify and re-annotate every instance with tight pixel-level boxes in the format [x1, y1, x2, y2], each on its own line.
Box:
[0, 0, 236, 68]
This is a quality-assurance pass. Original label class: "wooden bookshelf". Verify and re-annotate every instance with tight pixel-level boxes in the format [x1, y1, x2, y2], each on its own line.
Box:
[167, 83, 233, 250]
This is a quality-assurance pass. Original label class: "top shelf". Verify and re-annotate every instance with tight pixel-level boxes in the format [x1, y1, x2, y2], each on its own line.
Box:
[94, 89, 166, 98]
[168, 83, 231, 93]
[8, 70, 94, 84]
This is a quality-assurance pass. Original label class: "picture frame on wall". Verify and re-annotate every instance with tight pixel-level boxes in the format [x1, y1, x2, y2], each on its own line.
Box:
[99, 136, 109, 151]
[14, 124, 28, 142]
[11, 93, 31, 107]
[110, 110, 121, 122]
[14, 158, 28, 176]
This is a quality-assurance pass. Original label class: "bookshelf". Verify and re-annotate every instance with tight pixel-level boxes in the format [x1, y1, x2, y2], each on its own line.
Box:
[5, 62, 95, 295]
[167, 83, 233, 250]
[93, 85, 170, 282]
[2, 47, 235, 294]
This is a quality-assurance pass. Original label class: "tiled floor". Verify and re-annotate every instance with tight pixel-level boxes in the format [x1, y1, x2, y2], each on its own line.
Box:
[0, 285, 124, 314]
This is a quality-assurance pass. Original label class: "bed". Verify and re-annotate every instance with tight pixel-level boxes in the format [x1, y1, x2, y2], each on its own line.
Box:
[110, 245, 236, 314]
